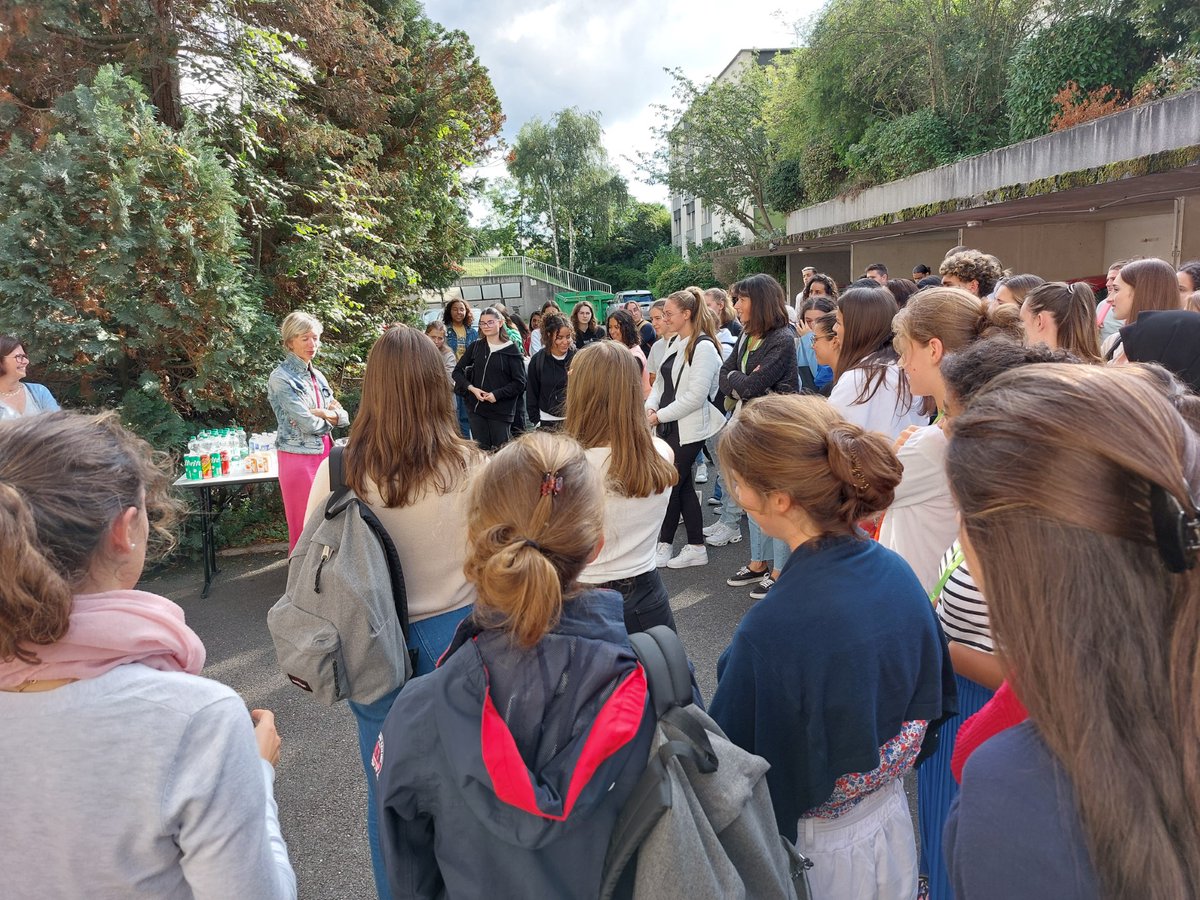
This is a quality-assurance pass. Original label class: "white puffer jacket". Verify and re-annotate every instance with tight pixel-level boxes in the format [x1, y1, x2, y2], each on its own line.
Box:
[646, 335, 725, 445]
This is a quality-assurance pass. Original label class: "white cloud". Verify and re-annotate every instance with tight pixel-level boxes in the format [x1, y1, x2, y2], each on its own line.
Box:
[426, 0, 818, 211]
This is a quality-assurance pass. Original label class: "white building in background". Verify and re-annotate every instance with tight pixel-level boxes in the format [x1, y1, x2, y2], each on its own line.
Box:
[670, 48, 791, 259]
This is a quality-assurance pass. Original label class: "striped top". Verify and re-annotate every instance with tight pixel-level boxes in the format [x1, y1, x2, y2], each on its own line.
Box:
[933, 542, 994, 654]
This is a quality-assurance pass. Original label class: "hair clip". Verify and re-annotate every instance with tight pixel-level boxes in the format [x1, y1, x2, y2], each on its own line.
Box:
[522, 539, 542, 552]
[1149, 482, 1200, 573]
[848, 450, 870, 494]
[540, 471, 563, 498]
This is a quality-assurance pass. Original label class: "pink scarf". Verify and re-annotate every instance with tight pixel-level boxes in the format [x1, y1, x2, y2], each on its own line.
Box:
[0, 589, 206, 688]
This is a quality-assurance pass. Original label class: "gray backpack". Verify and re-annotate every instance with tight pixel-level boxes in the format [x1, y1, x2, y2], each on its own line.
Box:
[267, 446, 412, 705]
[601, 626, 812, 900]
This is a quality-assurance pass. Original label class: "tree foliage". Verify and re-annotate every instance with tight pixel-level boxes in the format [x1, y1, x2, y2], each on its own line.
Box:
[0, 0, 503, 444]
[1005, 13, 1153, 140]
[0, 68, 273, 437]
[506, 108, 628, 272]
[639, 64, 780, 237]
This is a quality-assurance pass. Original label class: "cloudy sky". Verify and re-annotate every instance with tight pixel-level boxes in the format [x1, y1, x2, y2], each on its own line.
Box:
[423, 0, 817, 206]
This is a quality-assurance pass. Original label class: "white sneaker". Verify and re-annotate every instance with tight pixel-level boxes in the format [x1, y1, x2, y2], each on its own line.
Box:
[702, 521, 723, 537]
[655, 542, 672, 568]
[667, 544, 709, 569]
[694, 462, 708, 483]
[704, 522, 742, 547]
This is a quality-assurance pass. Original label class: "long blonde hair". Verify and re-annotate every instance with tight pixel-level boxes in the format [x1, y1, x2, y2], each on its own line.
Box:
[463, 431, 604, 647]
[344, 325, 479, 507]
[668, 286, 720, 364]
[565, 342, 677, 498]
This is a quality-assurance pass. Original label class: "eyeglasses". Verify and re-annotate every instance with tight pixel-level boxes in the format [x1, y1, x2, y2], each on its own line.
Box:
[7, 354, 28, 362]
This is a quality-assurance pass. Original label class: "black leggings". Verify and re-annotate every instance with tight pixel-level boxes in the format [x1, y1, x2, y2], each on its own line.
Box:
[660, 438, 704, 545]
[468, 413, 512, 452]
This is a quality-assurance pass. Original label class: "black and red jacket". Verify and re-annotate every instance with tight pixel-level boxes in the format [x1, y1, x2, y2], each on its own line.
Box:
[374, 590, 653, 899]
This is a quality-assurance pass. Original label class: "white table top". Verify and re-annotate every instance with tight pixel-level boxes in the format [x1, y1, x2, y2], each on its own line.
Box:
[173, 451, 280, 489]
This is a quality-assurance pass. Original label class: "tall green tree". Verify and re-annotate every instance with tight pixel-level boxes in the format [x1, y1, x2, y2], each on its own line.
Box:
[0, 68, 273, 439]
[506, 108, 628, 272]
[639, 63, 781, 237]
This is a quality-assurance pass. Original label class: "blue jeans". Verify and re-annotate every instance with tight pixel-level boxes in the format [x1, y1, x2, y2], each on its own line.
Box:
[748, 517, 789, 572]
[455, 394, 471, 439]
[349, 604, 474, 900]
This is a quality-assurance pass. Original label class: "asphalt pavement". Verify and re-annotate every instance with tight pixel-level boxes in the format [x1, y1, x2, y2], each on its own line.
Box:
[143, 482, 916, 900]
[141, 481, 760, 900]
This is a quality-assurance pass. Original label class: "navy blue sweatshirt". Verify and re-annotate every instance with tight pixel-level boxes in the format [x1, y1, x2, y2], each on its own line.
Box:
[944, 721, 1099, 899]
[709, 534, 956, 840]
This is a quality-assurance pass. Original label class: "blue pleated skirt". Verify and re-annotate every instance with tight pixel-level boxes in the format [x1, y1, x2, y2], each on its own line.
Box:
[917, 674, 995, 900]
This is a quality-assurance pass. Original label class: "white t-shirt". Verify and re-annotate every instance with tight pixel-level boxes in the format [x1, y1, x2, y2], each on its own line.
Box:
[879, 425, 958, 592]
[578, 439, 675, 583]
[829, 362, 926, 439]
[0, 663, 296, 899]
[647, 337, 670, 378]
[305, 457, 481, 622]
[934, 543, 994, 653]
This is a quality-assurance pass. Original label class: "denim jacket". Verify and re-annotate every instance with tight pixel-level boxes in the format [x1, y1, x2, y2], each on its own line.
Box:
[267, 353, 348, 454]
[445, 323, 479, 362]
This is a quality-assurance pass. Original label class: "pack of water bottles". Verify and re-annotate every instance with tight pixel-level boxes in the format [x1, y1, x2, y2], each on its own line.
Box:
[183, 428, 276, 480]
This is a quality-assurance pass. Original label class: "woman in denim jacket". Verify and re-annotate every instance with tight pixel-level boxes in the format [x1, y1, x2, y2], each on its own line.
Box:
[267, 312, 348, 550]
[442, 299, 479, 439]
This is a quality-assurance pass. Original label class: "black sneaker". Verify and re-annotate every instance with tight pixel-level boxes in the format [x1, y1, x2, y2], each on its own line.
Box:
[749, 574, 777, 600]
[727, 565, 769, 587]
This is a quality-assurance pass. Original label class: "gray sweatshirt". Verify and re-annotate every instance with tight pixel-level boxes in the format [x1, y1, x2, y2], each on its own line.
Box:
[0, 662, 296, 899]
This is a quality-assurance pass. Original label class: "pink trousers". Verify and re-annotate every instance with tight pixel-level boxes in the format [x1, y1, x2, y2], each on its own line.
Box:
[278, 437, 333, 552]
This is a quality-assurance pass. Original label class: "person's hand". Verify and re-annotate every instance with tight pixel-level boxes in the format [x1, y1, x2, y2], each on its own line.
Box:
[327, 398, 344, 411]
[251, 709, 281, 768]
[894, 425, 921, 451]
[469, 386, 486, 401]
[481, 391, 496, 403]
[647, 409, 659, 426]
[796, 318, 813, 338]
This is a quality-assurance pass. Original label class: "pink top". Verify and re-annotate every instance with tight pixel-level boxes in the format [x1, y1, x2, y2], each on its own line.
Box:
[631, 344, 651, 398]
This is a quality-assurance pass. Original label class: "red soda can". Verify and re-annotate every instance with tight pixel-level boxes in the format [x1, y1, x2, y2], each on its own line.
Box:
[220, 450, 230, 476]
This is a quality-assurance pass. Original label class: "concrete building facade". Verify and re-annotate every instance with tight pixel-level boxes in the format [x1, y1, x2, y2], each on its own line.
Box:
[714, 89, 1200, 300]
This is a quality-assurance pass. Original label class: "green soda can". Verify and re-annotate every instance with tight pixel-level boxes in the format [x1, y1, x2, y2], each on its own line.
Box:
[210, 451, 221, 477]
[185, 453, 200, 480]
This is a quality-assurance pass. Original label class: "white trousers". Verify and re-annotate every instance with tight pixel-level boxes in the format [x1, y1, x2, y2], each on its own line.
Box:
[796, 778, 918, 900]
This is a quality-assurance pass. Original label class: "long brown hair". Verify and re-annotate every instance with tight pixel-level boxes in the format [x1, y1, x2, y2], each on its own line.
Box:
[835, 286, 912, 410]
[1023, 281, 1103, 363]
[667, 286, 720, 364]
[570, 301, 601, 338]
[0, 412, 182, 664]
[344, 325, 478, 507]
[729, 273, 789, 336]
[463, 431, 604, 647]
[1119, 258, 1180, 323]
[564, 342, 677, 498]
[946, 363, 1200, 899]
[717, 394, 901, 536]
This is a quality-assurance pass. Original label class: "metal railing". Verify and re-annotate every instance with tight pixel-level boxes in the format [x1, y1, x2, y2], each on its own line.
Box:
[458, 256, 611, 294]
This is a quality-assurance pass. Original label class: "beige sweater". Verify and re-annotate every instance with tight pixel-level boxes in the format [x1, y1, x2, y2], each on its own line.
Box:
[304, 458, 481, 622]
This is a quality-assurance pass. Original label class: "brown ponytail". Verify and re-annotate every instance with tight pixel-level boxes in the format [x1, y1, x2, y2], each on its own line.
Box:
[463, 431, 604, 647]
[0, 483, 73, 663]
[717, 394, 901, 536]
[0, 411, 182, 664]
[1023, 281, 1103, 364]
[668, 287, 721, 364]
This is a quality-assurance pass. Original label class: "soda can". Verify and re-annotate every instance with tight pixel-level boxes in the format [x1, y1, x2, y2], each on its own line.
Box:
[220, 450, 230, 476]
[210, 451, 221, 477]
[185, 453, 200, 480]
[200, 453, 212, 478]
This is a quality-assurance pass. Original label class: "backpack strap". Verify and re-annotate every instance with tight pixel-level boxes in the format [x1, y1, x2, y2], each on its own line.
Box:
[324, 444, 352, 518]
[629, 626, 693, 717]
